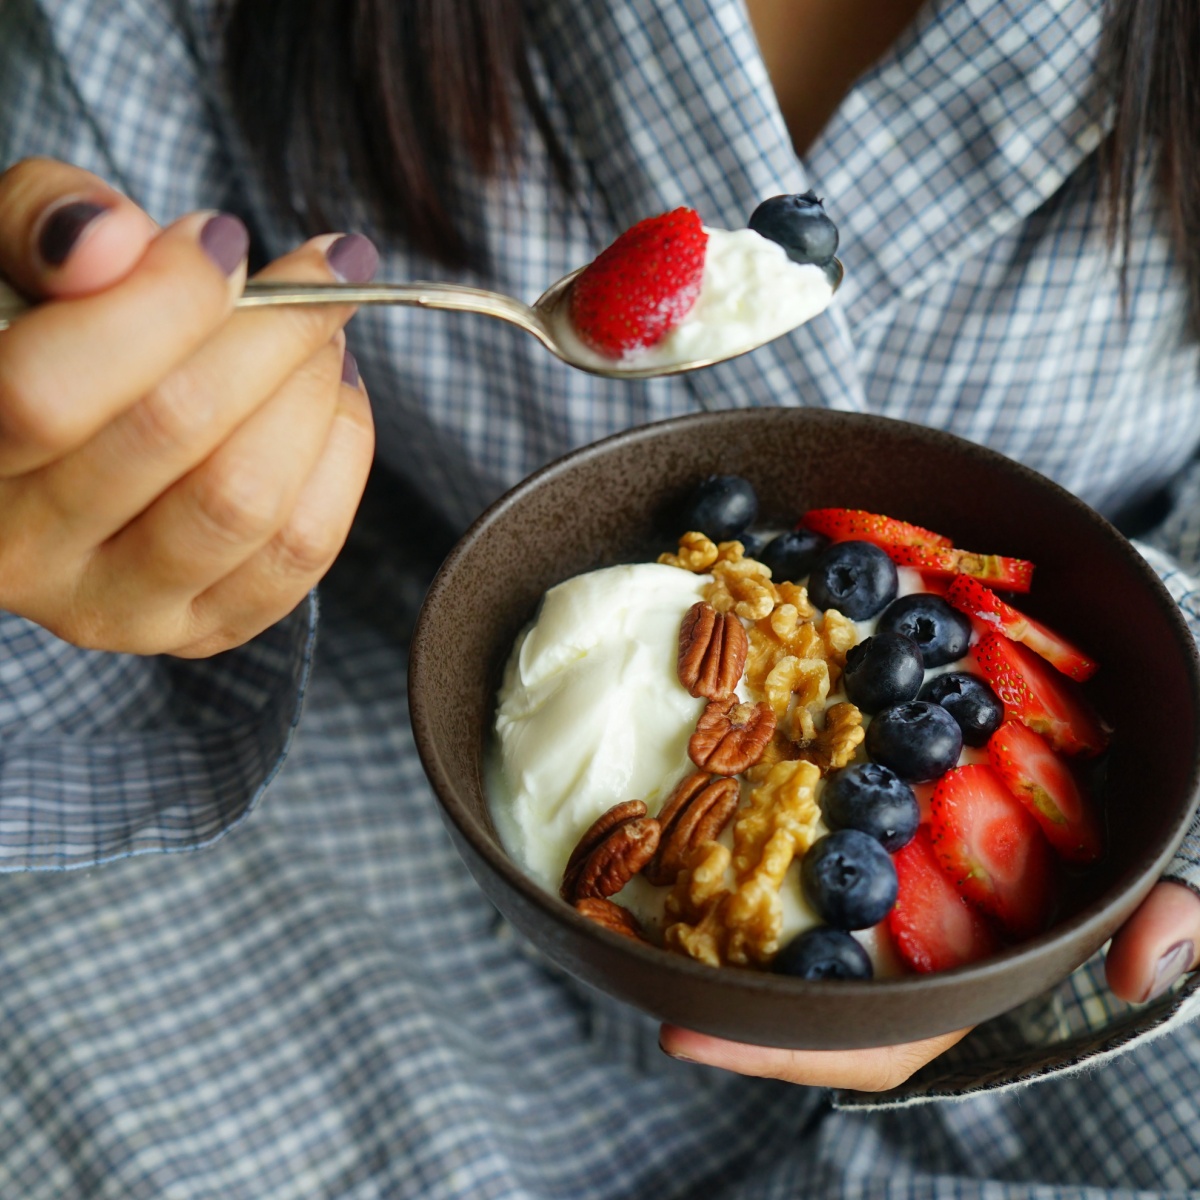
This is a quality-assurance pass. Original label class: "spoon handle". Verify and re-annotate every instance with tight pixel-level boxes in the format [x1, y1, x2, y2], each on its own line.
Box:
[0, 278, 548, 339]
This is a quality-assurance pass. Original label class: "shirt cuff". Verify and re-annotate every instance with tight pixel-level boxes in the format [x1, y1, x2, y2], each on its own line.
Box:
[0, 594, 317, 869]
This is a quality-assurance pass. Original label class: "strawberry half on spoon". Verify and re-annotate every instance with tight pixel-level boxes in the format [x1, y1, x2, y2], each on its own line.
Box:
[569, 207, 708, 357]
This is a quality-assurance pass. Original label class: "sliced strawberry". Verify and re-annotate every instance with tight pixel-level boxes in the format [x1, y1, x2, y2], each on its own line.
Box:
[888, 825, 998, 973]
[569, 208, 707, 357]
[972, 632, 1108, 757]
[885, 543, 1035, 593]
[987, 722, 1102, 863]
[946, 576, 1097, 681]
[929, 764, 1055, 940]
[800, 508, 952, 550]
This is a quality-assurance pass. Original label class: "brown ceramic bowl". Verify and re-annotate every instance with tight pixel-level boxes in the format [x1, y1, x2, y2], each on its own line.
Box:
[409, 408, 1200, 1048]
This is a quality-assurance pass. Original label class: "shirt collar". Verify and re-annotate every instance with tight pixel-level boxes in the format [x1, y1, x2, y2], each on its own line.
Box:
[808, 0, 1110, 325]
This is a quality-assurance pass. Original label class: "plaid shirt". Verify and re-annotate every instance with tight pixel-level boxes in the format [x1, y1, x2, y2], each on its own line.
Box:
[3, 0, 1200, 1194]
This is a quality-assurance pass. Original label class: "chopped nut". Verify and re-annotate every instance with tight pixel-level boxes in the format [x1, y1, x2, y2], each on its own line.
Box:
[677, 602, 748, 700]
[776, 581, 816, 618]
[643, 773, 740, 886]
[742, 731, 798, 783]
[704, 556, 778, 621]
[790, 704, 818, 744]
[689, 698, 776, 775]
[746, 611, 823, 692]
[762, 654, 830, 722]
[795, 701, 865, 775]
[820, 608, 858, 680]
[664, 890, 729, 967]
[574, 897, 649, 942]
[724, 760, 823, 964]
[658, 531, 719, 573]
[665, 840, 732, 924]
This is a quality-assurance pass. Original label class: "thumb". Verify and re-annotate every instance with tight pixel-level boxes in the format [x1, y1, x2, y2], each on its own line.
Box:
[1105, 880, 1200, 1003]
[0, 157, 158, 300]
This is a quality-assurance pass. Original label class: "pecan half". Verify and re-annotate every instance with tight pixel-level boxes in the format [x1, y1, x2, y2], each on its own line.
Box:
[688, 698, 776, 775]
[574, 897, 648, 941]
[561, 801, 661, 902]
[678, 602, 748, 700]
[643, 772, 740, 886]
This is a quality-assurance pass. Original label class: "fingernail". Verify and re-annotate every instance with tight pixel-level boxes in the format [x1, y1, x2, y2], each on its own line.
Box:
[200, 213, 250, 277]
[38, 200, 109, 267]
[659, 1037, 694, 1063]
[340, 349, 359, 388]
[1144, 939, 1194, 1002]
[326, 233, 379, 284]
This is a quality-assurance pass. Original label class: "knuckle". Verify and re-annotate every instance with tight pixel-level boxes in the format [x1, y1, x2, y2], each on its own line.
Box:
[272, 509, 343, 577]
[0, 354, 82, 458]
[191, 460, 284, 548]
[127, 375, 216, 455]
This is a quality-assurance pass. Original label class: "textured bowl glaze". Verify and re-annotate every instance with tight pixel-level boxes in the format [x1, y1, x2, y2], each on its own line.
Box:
[409, 408, 1200, 1049]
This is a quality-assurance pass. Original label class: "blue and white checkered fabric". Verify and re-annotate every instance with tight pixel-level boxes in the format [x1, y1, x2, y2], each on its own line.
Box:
[4, 0, 1200, 1193]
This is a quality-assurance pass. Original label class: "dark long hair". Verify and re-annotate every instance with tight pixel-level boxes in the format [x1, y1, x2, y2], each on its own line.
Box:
[1100, 0, 1200, 335]
[226, 0, 1200, 331]
[223, 0, 565, 268]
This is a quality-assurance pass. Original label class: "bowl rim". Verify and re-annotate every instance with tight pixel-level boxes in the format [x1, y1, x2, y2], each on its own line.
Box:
[409, 406, 1200, 998]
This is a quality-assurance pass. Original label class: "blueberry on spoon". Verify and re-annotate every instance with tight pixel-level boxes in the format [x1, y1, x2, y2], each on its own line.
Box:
[748, 191, 839, 267]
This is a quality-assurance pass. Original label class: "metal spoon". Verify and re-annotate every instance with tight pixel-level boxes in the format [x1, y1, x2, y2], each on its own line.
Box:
[0, 257, 842, 380]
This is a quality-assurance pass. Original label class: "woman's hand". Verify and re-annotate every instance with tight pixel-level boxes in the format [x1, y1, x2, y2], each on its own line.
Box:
[0, 158, 377, 658]
[659, 881, 1200, 1089]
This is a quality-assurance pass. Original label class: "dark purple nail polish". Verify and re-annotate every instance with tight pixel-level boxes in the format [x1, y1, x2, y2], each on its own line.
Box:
[1144, 939, 1194, 1002]
[200, 213, 249, 277]
[326, 234, 379, 284]
[340, 349, 360, 389]
[38, 200, 109, 267]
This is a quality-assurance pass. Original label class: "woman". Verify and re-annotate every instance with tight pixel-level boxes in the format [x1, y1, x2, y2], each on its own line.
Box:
[1, 0, 1199, 1194]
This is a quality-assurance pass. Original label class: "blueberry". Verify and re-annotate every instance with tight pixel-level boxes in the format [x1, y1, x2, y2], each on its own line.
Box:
[877, 594, 972, 668]
[865, 701, 964, 783]
[808, 541, 898, 621]
[678, 475, 758, 541]
[774, 927, 873, 981]
[919, 672, 1005, 748]
[748, 191, 840, 267]
[758, 528, 829, 582]
[842, 632, 924, 715]
[821, 762, 920, 852]
[801, 829, 898, 930]
[739, 530, 768, 558]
